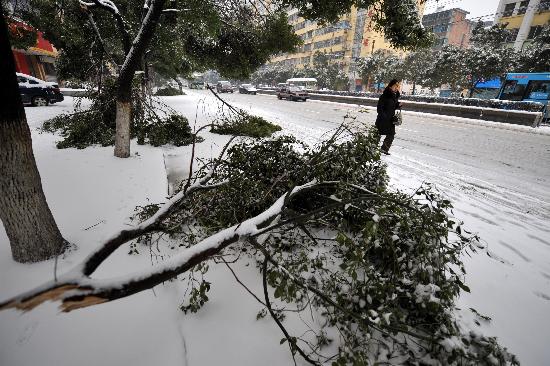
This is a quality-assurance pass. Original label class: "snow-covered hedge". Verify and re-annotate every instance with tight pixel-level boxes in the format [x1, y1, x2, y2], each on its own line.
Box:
[312, 90, 545, 113]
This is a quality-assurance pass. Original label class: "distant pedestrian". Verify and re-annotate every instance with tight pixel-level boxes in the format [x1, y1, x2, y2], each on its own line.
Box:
[375, 79, 402, 155]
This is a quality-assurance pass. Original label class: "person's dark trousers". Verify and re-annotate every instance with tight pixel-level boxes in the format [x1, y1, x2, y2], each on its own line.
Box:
[381, 134, 395, 152]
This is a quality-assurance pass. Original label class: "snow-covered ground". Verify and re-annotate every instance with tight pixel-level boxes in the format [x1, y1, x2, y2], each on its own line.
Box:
[1, 92, 549, 365]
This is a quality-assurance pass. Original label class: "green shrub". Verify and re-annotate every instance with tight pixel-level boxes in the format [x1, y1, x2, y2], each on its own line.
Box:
[42, 79, 198, 149]
[43, 112, 114, 149]
[147, 114, 200, 147]
[211, 113, 281, 138]
[155, 87, 185, 96]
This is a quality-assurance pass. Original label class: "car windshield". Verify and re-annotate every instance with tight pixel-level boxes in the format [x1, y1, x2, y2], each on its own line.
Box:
[289, 87, 302, 92]
[242, 84, 252, 88]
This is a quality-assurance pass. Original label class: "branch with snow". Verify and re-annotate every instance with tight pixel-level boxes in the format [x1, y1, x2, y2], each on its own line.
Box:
[0, 180, 322, 313]
[79, 0, 132, 54]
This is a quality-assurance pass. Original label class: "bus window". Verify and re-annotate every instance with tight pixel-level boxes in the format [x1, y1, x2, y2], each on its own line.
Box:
[525, 80, 550, 100]
[500, 80, 526, 101]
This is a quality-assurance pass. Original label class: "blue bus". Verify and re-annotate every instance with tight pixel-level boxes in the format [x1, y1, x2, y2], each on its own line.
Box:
[498, 73, 550, 119]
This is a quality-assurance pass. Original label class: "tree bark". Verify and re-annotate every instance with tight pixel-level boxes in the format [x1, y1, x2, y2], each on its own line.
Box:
[114, 0, 166, 158]
[0, 10, 65, 262]
[114, 100, 131, 158]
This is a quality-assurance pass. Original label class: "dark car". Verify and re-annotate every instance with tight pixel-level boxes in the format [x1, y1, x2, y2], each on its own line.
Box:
[190, 81, 205, 89]
[216, 81, 234, 93]
[277, 86, 308, 101]
[17, 73, 64, 106]
[238, 84, 257, 95]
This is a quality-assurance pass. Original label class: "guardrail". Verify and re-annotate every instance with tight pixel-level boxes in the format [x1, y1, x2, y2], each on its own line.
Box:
[257, 90, 544, 127]
[59, 88, 88, 97]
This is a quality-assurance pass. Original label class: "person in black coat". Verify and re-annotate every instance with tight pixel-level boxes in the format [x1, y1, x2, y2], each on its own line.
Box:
[375, 79, 402, 155]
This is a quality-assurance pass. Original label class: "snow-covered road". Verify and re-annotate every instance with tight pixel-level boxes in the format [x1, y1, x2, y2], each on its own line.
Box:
[206, 90, 550, 219]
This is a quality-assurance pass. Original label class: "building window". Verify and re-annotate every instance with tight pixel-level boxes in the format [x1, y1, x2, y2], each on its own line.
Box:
[517, 1, 529, 14]
[527, 25, 543, 39]
[500, 80, 526, 101]
[294, 21, 305, 31]
[505, 28, 520, 42]
[539, 0, 550, 12]
[313, 36, 343, 50]
[525, 80, 550, 99]
[432, 24, 449, 33]
[503, 3, 516, 17]
[42, 62, 56, 76]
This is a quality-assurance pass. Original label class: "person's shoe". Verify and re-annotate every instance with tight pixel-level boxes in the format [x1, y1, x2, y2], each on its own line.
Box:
[381, 148, 390, 155]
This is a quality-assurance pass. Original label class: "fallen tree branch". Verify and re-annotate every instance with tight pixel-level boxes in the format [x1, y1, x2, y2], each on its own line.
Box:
[262, 257, 320, 366]
[222, 258, 265, 306]
[206, 84, 247, 118]
[250, 239, 434, 343]
[0, 181, 321, 313]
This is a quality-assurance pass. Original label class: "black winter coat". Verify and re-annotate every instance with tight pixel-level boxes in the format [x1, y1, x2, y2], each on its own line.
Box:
[375, 88, 400, 135]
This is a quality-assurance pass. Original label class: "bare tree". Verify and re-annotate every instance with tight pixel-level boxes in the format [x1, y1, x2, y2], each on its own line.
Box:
[0, 9, 66, 262]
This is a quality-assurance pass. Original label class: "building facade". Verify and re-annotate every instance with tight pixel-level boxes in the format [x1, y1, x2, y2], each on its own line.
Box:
[6, 0, 59, 82]
[9, 20, 59, 82]
[269, 3, 425, 90]
[494, 0, 550, 50]
[422, 8, 475, 49]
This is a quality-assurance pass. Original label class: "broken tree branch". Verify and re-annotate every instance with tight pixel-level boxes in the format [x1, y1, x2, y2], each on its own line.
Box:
[0, 181, 321, 313]
[262, 257, 321, 366]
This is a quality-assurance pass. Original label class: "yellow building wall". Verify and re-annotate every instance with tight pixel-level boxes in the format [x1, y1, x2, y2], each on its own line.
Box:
[270, 2, 425, 77]
[498, 15, 524, 28]
[270, 8, 356, 73]
[532, 12, 550, 25]
[359, 1, 424, 57]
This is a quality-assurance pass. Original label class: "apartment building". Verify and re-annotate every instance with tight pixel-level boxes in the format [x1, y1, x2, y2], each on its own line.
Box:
[422, 8, 475, 49]
[494, 0, 550, 50]
[269, 3, 425, 89]
[269, 8, 357, 71]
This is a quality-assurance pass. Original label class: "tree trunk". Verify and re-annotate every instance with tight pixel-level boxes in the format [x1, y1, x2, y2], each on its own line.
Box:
[113, 0, 166, 158]
[114, 100, 131, 158]
[0, 10, 65, 262]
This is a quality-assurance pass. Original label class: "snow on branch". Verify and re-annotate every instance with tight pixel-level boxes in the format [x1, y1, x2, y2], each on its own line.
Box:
[119, 0, 166, 82]
[80, 0, 120, 14]
[79, 0, 131, 54]
[0, 181, 321, 313]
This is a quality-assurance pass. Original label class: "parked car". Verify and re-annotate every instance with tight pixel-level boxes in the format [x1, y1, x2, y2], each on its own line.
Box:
[189, 81, 205, 89]
[17, 72, 64, 106]
[216, 81, 234, 93]
[239, 84, 257, 95]
[277, 86, 308, 101]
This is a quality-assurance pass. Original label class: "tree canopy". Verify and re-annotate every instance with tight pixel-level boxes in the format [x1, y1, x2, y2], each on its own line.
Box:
[9, 0, 432, 83]
[516, 23, 550, 73]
